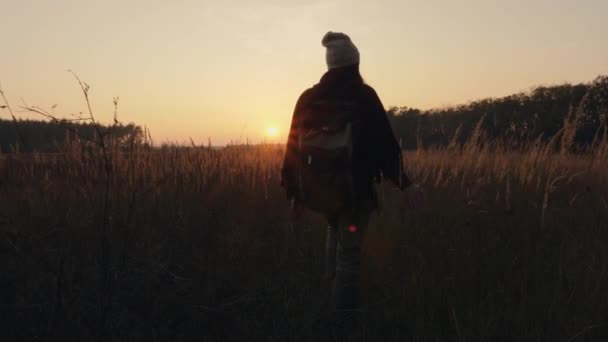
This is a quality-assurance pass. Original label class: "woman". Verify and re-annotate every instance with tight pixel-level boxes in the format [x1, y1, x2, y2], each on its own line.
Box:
[281, 31, 423, 329]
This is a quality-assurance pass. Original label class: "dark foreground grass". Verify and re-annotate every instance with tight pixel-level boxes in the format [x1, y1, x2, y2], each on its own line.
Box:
[1, 143, 607, 341]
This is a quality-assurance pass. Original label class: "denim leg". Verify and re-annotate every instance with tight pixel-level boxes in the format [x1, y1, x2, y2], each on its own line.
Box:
[332, 211, 370, 314]
[325, 224, 337, 280]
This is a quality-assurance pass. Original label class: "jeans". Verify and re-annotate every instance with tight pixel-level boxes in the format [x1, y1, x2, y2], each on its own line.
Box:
[325, 210, 371, 316]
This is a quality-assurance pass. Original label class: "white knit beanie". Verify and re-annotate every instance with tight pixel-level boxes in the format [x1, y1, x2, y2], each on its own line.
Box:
[322, 31, 360, 70]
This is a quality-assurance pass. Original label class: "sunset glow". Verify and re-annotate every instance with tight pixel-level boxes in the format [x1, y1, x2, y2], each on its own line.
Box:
[1, 0, 606, 145]
[266, 127, 278, 138]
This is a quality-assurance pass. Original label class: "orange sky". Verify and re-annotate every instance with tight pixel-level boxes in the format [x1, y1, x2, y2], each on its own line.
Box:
[1, 0, 607, 145]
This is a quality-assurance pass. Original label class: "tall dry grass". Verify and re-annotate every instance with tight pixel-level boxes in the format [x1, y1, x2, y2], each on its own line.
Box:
[0, 132, 606, 341]
[1, 84, 607, 341]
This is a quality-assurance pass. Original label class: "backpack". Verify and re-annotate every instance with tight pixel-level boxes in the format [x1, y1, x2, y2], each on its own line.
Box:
[296, 99, 361, 215]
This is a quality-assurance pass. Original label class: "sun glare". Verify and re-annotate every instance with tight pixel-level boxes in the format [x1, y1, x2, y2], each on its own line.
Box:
[266, 127, 278, 138]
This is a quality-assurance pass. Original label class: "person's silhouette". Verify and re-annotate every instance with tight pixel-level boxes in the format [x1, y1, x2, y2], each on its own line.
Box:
[281, 31, 423, 332]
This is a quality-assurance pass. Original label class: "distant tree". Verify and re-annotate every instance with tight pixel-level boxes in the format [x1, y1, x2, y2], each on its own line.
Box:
[388, 76, 603, 151]
[0, 119, 144, 153]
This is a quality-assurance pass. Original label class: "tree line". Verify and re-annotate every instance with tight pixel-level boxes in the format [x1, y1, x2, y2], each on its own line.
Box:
[388, 75, 608, 150]
[0, 119, 144, 153]
[1, 75, 607, 152]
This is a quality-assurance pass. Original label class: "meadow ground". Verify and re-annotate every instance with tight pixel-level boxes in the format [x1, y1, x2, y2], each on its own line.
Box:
[1, 139, 607, 341]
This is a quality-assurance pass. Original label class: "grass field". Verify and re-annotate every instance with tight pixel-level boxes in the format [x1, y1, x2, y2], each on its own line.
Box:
[1, 131, 607, 341]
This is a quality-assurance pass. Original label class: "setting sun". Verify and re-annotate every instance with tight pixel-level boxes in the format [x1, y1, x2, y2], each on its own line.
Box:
[266, 127, 278, 138]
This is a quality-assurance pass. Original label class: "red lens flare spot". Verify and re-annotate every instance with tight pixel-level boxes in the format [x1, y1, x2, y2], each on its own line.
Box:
[348, 225, 358, 233]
